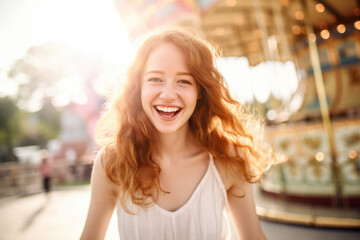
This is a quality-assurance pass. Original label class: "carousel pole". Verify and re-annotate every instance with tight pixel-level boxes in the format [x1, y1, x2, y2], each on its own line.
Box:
[300, 0, 342, 207]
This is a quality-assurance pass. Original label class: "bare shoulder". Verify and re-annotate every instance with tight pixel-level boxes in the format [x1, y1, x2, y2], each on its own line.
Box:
[213, 159, 232, 191]
[91, 144, 119, 196]
[81, 145, 119, 239]
[213, 145, 249, 193]
[93, 143, 116, 164]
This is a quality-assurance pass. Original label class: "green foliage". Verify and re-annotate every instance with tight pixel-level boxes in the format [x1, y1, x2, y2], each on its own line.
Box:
[17, 101, 61, 148]
[37, 99, 61, 134]
[0, 97, 26, 161]
[0, 97, 17, 127]
[0, 98, 25, 143]
[2, 42, 100, 159]
[4, 42, 94, 148]
[0, 97, 61, 151]
[4, 108, 26, 142]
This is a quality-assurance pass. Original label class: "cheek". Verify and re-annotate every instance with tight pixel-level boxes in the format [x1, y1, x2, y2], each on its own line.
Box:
[140, 86, 155, 110]
[192, 87, 200, 101]
[184, 88, 199, 108]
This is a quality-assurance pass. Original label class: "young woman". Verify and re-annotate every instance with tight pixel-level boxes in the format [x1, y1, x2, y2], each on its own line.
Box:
[81, 28, 279, 240]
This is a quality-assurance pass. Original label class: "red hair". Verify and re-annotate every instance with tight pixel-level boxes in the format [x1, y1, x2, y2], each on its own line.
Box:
[95, 28, 281, 212]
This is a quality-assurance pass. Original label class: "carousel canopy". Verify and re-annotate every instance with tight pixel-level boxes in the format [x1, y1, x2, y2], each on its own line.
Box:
[114, 0, 360, 66]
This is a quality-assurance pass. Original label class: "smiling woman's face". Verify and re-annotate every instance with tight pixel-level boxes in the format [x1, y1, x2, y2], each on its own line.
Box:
[141, 42, 199, 135]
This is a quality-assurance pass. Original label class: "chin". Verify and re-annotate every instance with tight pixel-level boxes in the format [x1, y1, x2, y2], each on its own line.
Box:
[154, 127, 180, 135]
[152, 122, 188, 135]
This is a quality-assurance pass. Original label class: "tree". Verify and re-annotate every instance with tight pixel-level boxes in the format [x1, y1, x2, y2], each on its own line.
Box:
[8, 42, 101, 146]
[4, 42, 102, 157]
[17, 99, 61, 148]
[0, 97, 25, 162]
[8, 42, 101, 110]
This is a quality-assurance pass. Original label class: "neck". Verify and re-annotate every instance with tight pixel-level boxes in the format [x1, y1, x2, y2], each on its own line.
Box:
[152, 125, 199, 163]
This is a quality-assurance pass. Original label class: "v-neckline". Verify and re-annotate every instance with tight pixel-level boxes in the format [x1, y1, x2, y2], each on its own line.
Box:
[154, 153, 213, 216]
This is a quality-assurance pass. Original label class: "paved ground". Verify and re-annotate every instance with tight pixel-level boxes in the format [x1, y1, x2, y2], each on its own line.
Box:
[0, 185, 118, 240]
[0, 185, 359, 240]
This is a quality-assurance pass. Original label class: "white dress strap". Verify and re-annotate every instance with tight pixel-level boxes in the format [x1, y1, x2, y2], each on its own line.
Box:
[209, 153, 232, 240]
[209, 152, 228, 203]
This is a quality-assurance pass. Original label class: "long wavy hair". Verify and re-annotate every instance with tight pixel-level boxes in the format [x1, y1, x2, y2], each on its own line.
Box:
[95, 28, 281, 213]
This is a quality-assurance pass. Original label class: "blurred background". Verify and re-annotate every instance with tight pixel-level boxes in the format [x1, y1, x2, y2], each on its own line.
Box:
[0, 0, 359, 239]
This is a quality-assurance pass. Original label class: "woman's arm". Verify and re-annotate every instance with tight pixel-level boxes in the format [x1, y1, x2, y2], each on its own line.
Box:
[80, 151, 119, 240]
[227, 179, 266, 240]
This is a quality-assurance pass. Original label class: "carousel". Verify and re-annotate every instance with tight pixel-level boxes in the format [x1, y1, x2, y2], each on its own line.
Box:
[114, 0, 360, 228]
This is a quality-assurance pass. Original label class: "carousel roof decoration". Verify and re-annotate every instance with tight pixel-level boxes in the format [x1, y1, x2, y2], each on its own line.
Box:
[114, 0, 360, 66]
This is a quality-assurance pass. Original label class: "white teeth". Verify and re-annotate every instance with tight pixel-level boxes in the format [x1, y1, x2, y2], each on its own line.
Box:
[156, 106, 180, 112]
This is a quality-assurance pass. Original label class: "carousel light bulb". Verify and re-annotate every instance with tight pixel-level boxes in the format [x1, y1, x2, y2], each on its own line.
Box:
[336, 24, 346, 33]
[320, 29, 330, 39]
[354, 21, 360, 30]
[315, 3, 325, 13]
[292, 25, 301, 35]
[349, 150, 357, 159]
[294, 10, 304, 20]
[315, 152, 324, 161]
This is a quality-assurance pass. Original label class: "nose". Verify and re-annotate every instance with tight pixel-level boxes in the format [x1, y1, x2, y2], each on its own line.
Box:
[160, 82, 177, 100]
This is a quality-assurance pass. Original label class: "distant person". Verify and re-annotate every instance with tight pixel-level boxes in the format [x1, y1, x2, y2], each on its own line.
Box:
[40, 151, 52, 194]
[81, 28, 281, 240]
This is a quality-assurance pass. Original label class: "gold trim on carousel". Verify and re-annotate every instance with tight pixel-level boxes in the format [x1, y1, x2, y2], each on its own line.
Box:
[256, 206, 360, 228]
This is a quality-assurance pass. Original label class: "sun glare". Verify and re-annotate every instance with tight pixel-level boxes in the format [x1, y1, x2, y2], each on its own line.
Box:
[217, 57, 254, 103]
[217, 58, 299, 105]
[2, 0, 300, 113]
[33, 0, 133, 64]
[51, 75, 88, 107]
[1, 0, 135, 110]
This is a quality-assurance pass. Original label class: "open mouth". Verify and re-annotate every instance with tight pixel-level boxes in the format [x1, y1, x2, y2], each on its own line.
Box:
[155, 106, 182, 118]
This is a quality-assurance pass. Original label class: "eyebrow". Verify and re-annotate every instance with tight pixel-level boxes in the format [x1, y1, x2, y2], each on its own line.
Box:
[144, 70, 193, 77]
